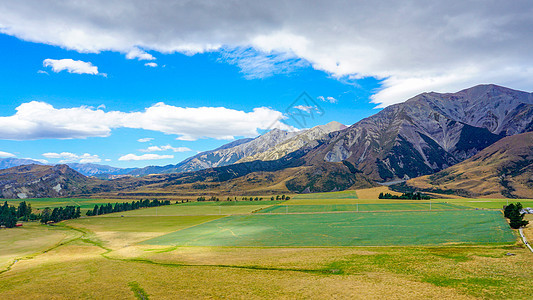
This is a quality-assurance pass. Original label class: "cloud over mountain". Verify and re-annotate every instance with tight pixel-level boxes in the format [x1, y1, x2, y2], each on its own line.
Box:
[0, 101, 292, 140]
[2, 1, 533, 105]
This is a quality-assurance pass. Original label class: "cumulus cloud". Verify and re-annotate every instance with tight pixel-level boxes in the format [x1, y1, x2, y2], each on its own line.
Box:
[126, 47, 155, 60]
[0, 101, 293, 140]
[118, 153, 173, 161]
[144, 62, 157, 67]
[42, 152, 101, 163]
[139, 145, 191, 153]
[293, 105, 316, 113]
[0, 151, 16, 158]
[43, 58, 102, 75]
[137, 138, 154, 143]
[2, 1, 533, 105]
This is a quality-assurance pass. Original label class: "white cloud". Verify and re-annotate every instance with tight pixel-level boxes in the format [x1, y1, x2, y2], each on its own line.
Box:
[43, 58, 102, 75]
[293, 105, 315, 113]
[118, 153, 174, 161]
[27, 158, 49, 164]
[137, 138, 154, 143]
[3, 1, 533, 105]
[318, 96, 338, 104]
[144, 62, 157, 67]
[139, 145, 192, 153]
[42, 152, 101, 163]
[126, 47, 155, 60]
[0, 101, 293, 140]
[219, 47, 308, 79]
[37, 70, 49, 75]
[0, 151, 16, 158]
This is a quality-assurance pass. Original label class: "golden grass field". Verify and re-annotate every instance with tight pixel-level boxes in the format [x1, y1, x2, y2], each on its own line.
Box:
[1, 190, 532, 299]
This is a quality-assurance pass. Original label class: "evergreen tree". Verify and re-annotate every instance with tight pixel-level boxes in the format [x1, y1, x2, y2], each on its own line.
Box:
[40, 208, 51, 224]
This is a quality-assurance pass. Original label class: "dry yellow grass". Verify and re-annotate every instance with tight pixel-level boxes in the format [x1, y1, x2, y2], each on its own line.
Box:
[523, 215, 533, 245]
[0, 223, 79, 270]
[355, 186, 402, 199]
[1, 241, 478, 299]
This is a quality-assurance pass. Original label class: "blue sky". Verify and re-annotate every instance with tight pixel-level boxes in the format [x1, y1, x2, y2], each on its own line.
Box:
[1, 1, 532, 168]
[0, 33, 381, 168]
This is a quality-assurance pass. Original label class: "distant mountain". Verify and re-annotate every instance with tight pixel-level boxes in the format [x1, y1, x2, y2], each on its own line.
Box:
[0, 164, 98, 199]
[404, 132, 533, 198]
[238, 121, 347, 163]
[67, 163, 136, 177]
[303, 84, 533, 182]
[129, 130, 298, 176]
[0, 158, 44, 169]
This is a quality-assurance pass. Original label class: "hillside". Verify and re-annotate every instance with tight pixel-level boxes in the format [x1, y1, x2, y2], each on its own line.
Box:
[0, 164, 99, 198]
[238, 121, 346, 163]
[303, 84, 533, 182]
[404, 132, 533, 198]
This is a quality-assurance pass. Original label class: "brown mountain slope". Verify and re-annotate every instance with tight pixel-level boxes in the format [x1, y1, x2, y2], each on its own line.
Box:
[303, 84, 533, 182]
[0, 164, 99, 198]
[404, 132, 533, 198]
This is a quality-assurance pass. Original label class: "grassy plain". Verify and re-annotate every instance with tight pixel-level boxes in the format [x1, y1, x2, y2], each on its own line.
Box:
[4, 197, 135, 212]
[443, 198, 533, 209]
[1, 193, 531, 299]
[0, 222, 79, 270]
[143, 210, 514, 247]
[257, 202, 469, 213]
[114, 201, 279, 216]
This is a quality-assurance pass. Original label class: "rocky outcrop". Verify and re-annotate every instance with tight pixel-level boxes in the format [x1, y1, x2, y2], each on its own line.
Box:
[238, 121, 346, 163]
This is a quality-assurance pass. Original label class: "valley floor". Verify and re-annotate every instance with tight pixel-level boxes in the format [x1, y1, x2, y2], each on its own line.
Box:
[1, 191, 532, 299]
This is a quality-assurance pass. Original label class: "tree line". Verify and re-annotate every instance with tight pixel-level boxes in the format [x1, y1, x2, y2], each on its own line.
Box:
[379, 192, 430, 200]
[1, 201, 80, 228]
[197, 195, 291, 202]
[86, 199, 171, 216]
[40, 206, 81, 224]
[504, 203, 529, 229]
[1, 201, 39, 228]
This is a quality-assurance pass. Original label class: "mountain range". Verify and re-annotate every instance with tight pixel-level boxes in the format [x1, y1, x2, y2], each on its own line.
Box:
[1, 84, 532, 199]
[303, 84, 533, 182]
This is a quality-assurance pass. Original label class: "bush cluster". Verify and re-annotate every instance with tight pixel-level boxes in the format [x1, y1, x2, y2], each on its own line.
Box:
[504, 203, 529, 229]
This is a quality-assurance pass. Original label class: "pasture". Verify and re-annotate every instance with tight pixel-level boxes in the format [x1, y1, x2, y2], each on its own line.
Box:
[114, 200, 280, 216]
[143, 210, 515, 247]
[4, 197, 134, 211]
[256, 202, 469, 213]
[1, 192, 531, 299]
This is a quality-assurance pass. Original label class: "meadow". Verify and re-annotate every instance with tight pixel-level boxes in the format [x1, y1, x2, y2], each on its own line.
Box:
[1, 190, 532, 299]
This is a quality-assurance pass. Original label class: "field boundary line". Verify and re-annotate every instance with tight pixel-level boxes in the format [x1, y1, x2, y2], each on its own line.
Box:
[518, 228, 533, 253]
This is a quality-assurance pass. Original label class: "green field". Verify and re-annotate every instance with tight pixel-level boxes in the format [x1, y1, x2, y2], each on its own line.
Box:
[111, 201, 281, 216]
[143, 210, 515, 246]
[2, 192, 531, 299]
[256, 202, 469, 213]
[445, 198, 533, 209]
[4, 198, 133, 210]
